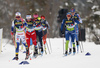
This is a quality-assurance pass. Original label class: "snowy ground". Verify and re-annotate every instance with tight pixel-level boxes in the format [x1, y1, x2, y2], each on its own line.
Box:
[0, 38, 100, 68]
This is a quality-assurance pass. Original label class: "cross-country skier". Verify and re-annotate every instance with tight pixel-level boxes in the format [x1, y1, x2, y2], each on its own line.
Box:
[41, 15, 50, 54]
[69, 8, 82, 53]
[61, 12, 80, 56]
[11, 12, 29, 60]
[41, 15, 50, 45]
[33, 13, 44, 55]
[25, 14, 38, 57]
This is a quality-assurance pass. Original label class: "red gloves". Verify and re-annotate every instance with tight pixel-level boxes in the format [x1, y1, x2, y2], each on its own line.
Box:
[11, 32, 14, 35]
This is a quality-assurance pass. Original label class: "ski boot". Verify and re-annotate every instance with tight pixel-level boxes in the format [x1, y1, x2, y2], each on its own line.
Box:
[73, 47, 76, 55]
[25, 54, 29, 60]
[33, 46, 38, 58]
[25, 48, 29, 60]
[41, 47, 44, 56]
[13, 54, 19, 60]
[68, 48, 72, 55]
[64, 50, 68, 56]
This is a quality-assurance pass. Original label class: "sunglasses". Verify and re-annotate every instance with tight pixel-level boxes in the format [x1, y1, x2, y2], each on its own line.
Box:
[16, 16, 21, 18]
[67, 15, 71, 17]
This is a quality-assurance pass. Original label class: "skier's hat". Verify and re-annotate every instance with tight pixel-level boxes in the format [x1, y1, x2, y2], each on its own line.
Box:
[26, 14, 32, 19]
[70, 8, 75, 12]
[66, 12, 71, 15]
[66, 12, 72, 17]
[15, 12, 21, 16]
[15, 12, 21, 18]
[41, 15, 45, 20]
[33, 12, 38, 18]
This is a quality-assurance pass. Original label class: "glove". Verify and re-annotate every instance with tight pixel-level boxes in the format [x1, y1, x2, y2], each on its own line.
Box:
[60, 31, 65, 37]
[61, 30, 63, 34]
[61, 34, 65, 37]
[11, 32, 14, 38]
[11, 32, 14, 35]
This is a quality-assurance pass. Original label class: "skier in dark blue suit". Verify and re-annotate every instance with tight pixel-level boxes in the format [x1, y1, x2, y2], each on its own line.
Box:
[61, 12, 80, 56]
[69, 8, 83, 53]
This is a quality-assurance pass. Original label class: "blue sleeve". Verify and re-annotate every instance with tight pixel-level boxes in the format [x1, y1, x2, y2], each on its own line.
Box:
[11, 20, 14, 32]
[61, 19, 65, 31]
[75, 20, 80, 24]
[11, 27, 14, 32]
[24, 21, 27, 26]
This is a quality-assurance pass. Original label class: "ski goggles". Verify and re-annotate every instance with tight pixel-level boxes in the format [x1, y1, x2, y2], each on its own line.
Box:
[67, 14, 71, 17]
[16, 16, 21, 18]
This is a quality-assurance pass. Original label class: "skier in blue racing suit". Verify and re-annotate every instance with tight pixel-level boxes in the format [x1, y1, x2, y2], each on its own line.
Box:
[69, 8, 82, 53]
[61, 12, 80, 56]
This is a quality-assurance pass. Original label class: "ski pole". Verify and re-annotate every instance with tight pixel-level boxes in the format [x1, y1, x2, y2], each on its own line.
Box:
[63, 37, 65, 55]
[80, 29, 84, 52]
[37, 42, 41, 55]
[12, 35, 16, 48]
[42, 30, 48, 54]
[79, 25, 84, 52]
[46, 41, 50, 54]
[75, 25, 81, 53]
[79, 26, 82, 53]
[79, 41, 82, 53]
[48, 33, 52, 53]
[81, 41, 84, 52]
[3, 38, 12, 47]
[44, 44, 47, 54]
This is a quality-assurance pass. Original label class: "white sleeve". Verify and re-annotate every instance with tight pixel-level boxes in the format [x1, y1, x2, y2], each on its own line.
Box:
[77, 14, 83, 23]
[46, 21, 50, 29]
[79, 18, 82, 23]
[12, 20, 14, 28]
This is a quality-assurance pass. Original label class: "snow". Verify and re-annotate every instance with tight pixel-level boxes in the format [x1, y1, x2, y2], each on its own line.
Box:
[93, 24, 96, 28]
[73, 3, 78, 6]
[36, 9, 40, 12]
[94, 28, 100, 35]
[59, 6, 63, 9]
[8, 11, 13, 16]
[82, 3, 85, 7]
[65, 2, 68, 6]
[30, 9, 32, 11]
[49, 12, 52, 15]
[9, 3, 14, 7]
[91, 5, 99, 10]
[0, 38, 100, 68]
[94, 11, 100, 15]
[87, 0, 93, 3]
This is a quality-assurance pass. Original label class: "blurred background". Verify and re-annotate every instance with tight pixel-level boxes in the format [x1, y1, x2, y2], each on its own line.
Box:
[0, 0, 100, 43]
